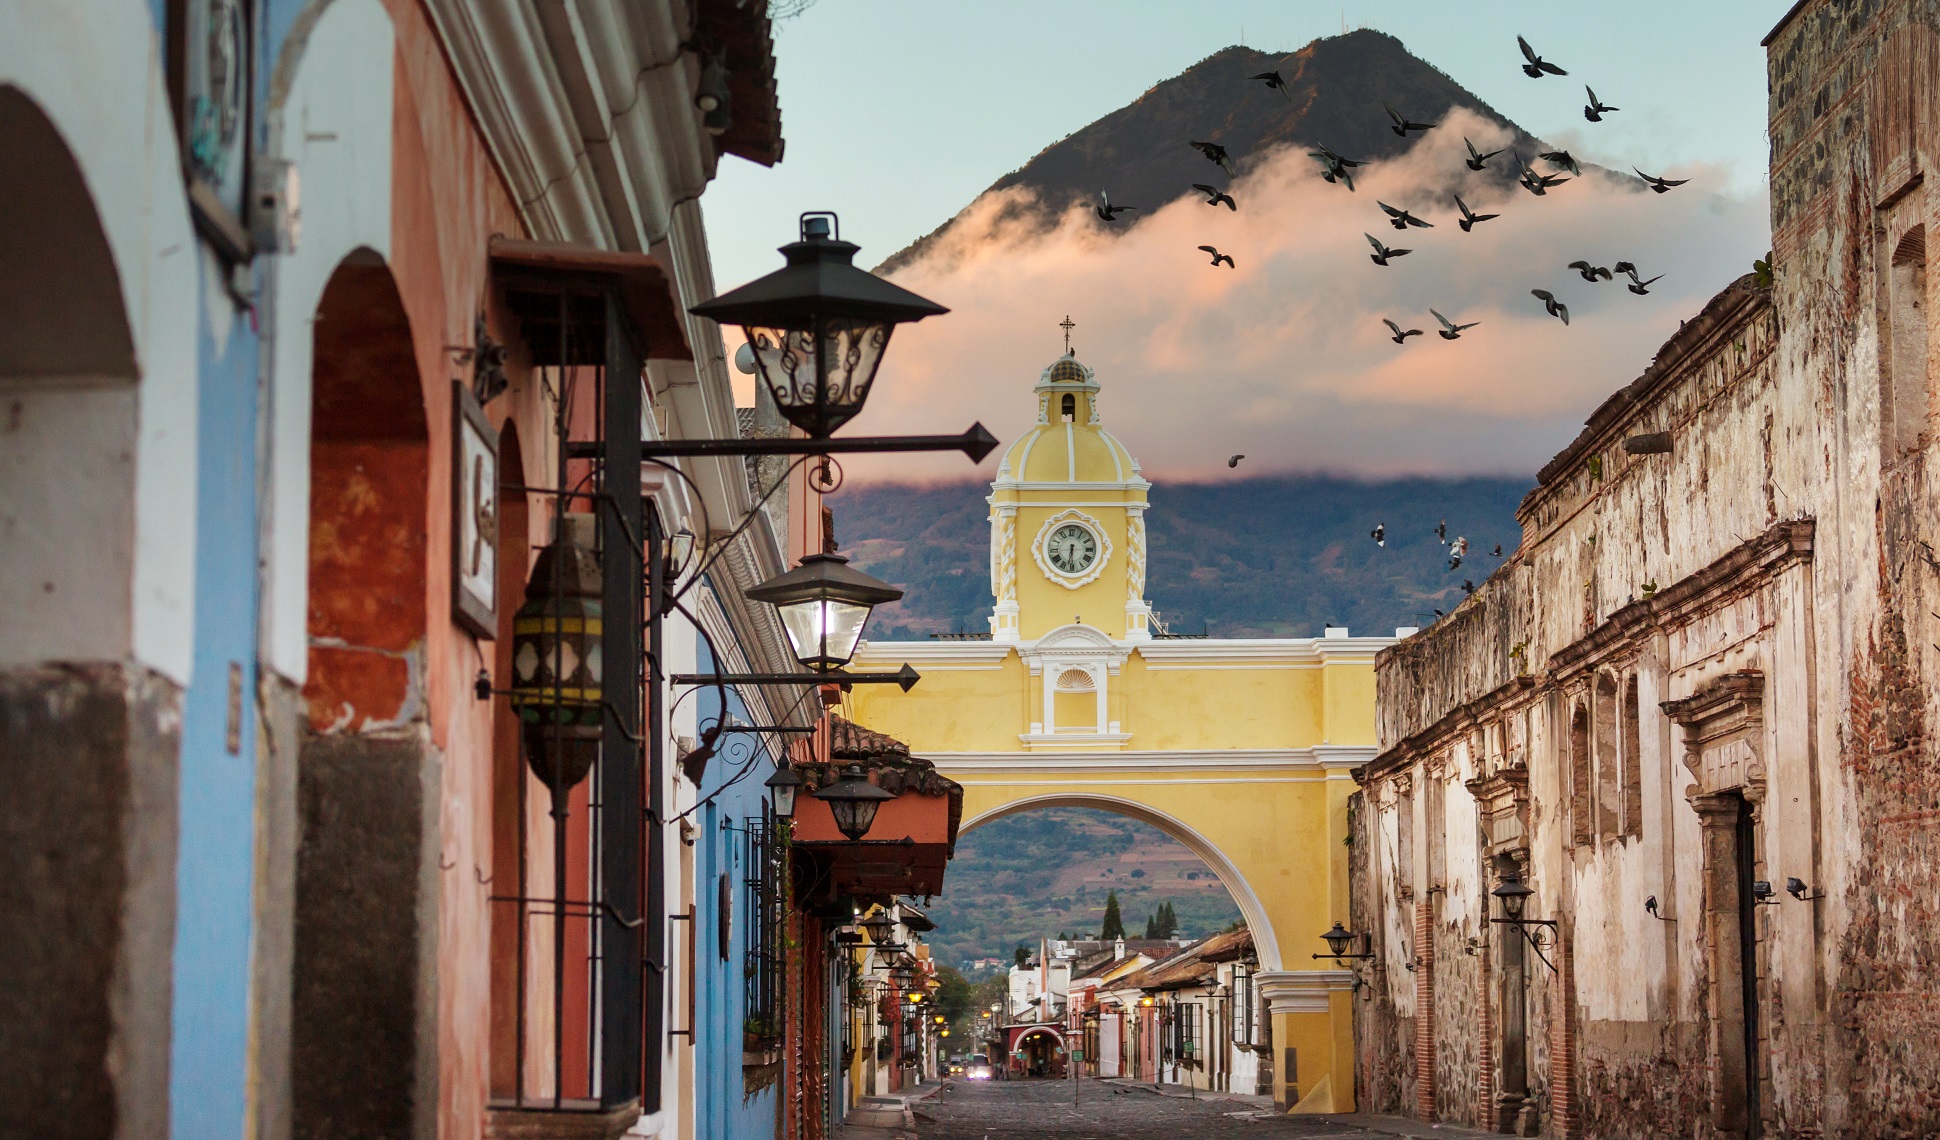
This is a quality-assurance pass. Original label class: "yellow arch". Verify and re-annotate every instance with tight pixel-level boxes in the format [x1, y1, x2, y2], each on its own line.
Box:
[959, 792, 1286, 970]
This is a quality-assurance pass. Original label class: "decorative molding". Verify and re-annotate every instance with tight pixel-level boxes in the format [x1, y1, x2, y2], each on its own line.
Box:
[1663, 670, 1767, 801]
[1256, 970, 1357, 1014]
[1031, 508, 1113, 589]
[926, 746, 1375, 772]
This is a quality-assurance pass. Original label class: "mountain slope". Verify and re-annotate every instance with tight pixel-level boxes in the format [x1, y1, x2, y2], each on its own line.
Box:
[878, 31, 1545, 274]
[830, 474, 1530, 640]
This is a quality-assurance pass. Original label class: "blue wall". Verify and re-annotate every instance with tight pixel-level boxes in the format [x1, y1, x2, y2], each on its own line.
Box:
[167, 246, 265, 1138]
[691, 626, 783, 1140]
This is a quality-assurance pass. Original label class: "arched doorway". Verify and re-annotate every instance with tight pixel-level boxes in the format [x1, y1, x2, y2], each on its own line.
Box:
[291, 251, 435, 1138]
[1011, 1026, 1066, 1078]
[0, 81, 176, 1138]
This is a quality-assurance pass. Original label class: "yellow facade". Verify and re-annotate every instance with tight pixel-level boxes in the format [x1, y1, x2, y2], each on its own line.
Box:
[845, 349, 1393, 1112]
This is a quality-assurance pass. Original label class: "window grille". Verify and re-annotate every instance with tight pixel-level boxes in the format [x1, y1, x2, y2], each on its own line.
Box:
[1234, 965, 1255, 1046]
[743, 809, 786, 1040]
[1173, 1002, 1200, 1065]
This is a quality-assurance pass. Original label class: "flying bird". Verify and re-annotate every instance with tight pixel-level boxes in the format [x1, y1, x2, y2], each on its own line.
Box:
[1432, 309, 1479, 340]
[1492, 543, 1503, 557]
[1626, 272, 1663, 295]
[1517, 35, 1568, 77]
[1584, 86, 1619, 122]
[1452, 536, 1469, 559]
[1190, 140, 1236, 176]
[1372, 523, 1387, 547]
[1634, 168, 1690, 194]
[1539, 150, 1581, 176]
[1517, 155, 1570, 195]
[1310, 144, 1366, 190]
[1192, 183, 1237, 210]
[1228, 454, 1245, 469]
[1198, 245, 1236, 268]
[1568, 260, 1614, 282]
[1095, 191, 1136, 222]
[1379, 201, 1434, 229]
[1385, 102, 1436, 137]
[1449, 553, 1465, 571]
[1462, 580, 1476, 595]
[1435, 519, 1448, 543]
[1531, 289, 1570, 325]
[1250, 70, 1293, 101]
[1465, 138, 1504, 171]
[1383, 318, 1423, 344]
[1454, 194, 1499, 232]
[1366, 234, 1412, 266]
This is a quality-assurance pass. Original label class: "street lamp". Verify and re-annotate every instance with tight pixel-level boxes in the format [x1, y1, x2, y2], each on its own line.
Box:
[764, 764, 803, 819]
[509, 515, 604, 802]
[1492, 868, 1535, 921]
[745, 553, 904, 671]
[690, 212, 950, 440]
[814, 764, 897, 841]
[1314, 921, 1376, 963]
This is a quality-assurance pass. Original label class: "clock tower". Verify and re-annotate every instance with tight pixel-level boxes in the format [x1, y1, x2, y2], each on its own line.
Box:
[987, 345, 1152, 644]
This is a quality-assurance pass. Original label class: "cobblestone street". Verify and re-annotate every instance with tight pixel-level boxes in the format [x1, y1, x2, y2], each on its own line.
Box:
[899, 1079, 1421, 1139]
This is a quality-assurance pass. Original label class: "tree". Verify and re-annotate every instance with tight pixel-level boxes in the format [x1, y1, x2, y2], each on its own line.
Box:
[934, 965, 975, 1025]
[1014, 943, 1029, 968]
[1143, 913, 1157, 938]
[1155, 901, 1179, 938]
[1100, 890, 1126, 940]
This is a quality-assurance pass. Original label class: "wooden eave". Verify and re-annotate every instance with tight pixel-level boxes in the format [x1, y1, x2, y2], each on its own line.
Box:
[489, 238, 694, 361]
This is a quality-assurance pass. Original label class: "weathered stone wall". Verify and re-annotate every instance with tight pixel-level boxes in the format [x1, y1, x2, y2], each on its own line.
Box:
[0, 663, 181, 1140]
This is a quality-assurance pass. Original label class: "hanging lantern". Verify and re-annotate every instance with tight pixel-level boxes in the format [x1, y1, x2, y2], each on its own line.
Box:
[745, 553, 904, 671]
[765, 764, 804, 819]
[814, 764, 897, 841]
[689, 213, 949, 439]
[510, 514, 603, 799]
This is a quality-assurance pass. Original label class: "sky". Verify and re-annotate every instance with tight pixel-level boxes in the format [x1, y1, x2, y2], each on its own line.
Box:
[701, 2, 1786, 481]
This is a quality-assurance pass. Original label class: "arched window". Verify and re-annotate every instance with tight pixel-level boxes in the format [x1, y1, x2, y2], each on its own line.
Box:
[1061, 393, 1076, 421]
[1622, 674, 1643, 838]
[1886, 225, 1929, 456]
[1569, 702, 1592, 848]
[1594, 673, 1620, 841]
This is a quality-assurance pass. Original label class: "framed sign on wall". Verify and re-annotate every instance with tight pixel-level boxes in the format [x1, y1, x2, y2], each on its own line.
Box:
[169, 0, 256, 261]
[451, 382, 499, 639]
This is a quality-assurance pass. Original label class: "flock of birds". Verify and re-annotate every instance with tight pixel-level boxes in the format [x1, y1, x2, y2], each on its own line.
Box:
[1094, 34, 1689, 347]
[1156, 36, 1694, 611]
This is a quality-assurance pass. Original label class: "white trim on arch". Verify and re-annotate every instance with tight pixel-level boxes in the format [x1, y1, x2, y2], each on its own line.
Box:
[259, 0, 395, 683]
[0, 0, 202, 682]
[958, 793, 1285, 970]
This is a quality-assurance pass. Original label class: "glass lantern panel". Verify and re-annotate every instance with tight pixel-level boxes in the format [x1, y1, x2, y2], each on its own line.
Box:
[777, 598, 872, 668]
[746, 319, 893, 438]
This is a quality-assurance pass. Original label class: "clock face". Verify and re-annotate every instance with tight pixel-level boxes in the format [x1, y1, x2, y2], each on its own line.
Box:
[1046, 524, 1098, 575]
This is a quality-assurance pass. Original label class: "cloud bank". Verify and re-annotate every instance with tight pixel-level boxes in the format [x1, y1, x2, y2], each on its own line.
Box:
[808, 109, 1768, 484]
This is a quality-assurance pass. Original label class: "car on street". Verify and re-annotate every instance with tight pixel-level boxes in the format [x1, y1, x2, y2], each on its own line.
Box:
[964, 1052, 992, 1080]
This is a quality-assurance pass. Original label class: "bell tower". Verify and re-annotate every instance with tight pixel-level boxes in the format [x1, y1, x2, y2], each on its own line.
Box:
[987, 324, 1152, 645]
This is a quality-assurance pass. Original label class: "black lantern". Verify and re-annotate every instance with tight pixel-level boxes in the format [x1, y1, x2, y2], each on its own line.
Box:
[745, 553, 904, 671]
[814, 764, 897, 841]
[859, 908, 895, 944]
[509, 515, 603, 800]
[1493, 868, 1535, 920]
[689, 212, 949, 439]
[765, 764, 803, 819]
[1321, 922, 1355, 959]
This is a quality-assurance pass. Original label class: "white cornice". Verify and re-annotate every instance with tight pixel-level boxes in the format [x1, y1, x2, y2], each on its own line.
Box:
[420, 0, 716, 248]
[1137, 637, 1391, 668]
[853, 642, 1014, 668]
[925, 746, 1376, 773]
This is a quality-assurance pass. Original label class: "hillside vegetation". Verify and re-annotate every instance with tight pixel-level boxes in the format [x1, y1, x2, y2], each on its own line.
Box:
[831, 474, 1530, 640]
[925, 808, 1242, 973]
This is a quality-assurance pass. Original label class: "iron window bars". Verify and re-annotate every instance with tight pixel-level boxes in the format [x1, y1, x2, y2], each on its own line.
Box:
[488, 282, 647, 1116]
[743, 808, 787, 1043]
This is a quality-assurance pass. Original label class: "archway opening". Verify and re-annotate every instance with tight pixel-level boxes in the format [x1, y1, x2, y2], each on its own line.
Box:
[931, 798, 1271, 1092]
[292, 251, 431, 1138]
[0, 81, 161, 1138]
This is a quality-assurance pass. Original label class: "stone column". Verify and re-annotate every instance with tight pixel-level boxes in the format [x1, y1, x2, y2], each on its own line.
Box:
[1256, 969, 1357, 1113]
